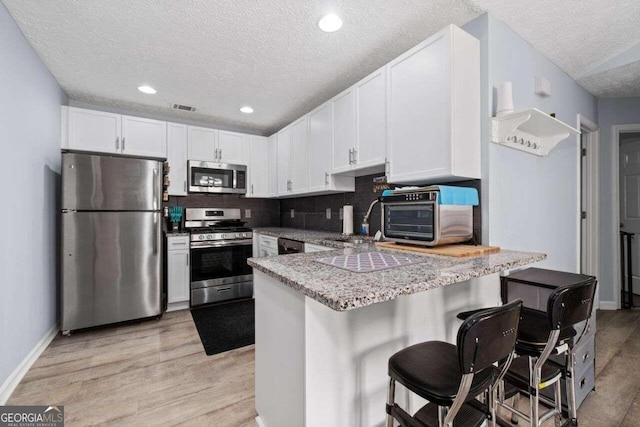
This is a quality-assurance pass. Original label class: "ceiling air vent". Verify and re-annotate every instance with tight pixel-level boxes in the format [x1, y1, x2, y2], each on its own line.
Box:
[171, 103, 197, 112]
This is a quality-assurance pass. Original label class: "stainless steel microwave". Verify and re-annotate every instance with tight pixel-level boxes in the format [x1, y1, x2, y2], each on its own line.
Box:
[381, 188, 473, 246]
[187, 160, 247, 194]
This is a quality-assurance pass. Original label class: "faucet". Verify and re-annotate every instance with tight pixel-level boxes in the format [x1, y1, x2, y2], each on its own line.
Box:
[361, 197, 381, 237]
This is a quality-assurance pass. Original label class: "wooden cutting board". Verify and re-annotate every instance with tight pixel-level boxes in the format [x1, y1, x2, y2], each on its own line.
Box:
[376, 241, 500, 257]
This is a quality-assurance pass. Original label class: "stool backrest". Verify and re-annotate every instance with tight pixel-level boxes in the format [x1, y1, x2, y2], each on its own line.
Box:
[546, 279, 597, 330]
[457, 299, 522, 374]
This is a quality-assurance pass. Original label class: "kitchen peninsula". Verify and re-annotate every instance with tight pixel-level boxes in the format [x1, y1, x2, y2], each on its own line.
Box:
[248, 244, 545, 427]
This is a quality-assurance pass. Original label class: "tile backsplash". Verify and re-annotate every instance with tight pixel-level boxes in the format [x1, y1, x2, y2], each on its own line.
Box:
[280, 174, 482, 241]
[165, 174, 481, 242]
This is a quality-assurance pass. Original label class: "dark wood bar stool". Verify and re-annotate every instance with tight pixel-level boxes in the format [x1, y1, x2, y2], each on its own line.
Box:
[385, 299, 523, 427]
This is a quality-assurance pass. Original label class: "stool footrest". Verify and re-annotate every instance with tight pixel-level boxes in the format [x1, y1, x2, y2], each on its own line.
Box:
[413, 401, 486, 427]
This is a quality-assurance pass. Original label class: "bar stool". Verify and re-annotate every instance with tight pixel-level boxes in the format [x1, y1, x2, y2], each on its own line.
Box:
[385, 299, 523, 427]
[498, 279, 597, 427]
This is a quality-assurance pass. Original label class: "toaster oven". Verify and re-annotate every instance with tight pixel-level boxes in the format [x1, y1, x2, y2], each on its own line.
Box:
[381, 186, 476, 246]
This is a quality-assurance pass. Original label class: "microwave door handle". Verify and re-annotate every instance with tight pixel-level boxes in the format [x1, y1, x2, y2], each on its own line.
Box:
[233, 170, 237, 190]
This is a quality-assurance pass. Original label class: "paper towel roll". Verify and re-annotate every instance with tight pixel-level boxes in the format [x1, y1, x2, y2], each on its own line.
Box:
[496, 82, 514, 117]
[342, 205, 354, 236]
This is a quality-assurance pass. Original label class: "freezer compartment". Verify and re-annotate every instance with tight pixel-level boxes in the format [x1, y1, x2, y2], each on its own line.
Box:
[62, 152, 162, 211]
[61, 211, 162, 331]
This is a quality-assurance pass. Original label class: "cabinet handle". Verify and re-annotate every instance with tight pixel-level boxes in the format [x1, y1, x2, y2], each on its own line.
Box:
[219, 149, 222, 160]
[325, 172, 329, 185]
[348, 148, 353, 164]
[214, 148, 218, 161]
[186, 253, 189, 265]
[251, 184, 254, 194]
[116, 136, 120, 151]
[122, 137, 126, 151]
[184, 180, 187, 192]
[352, 148, 357, 164]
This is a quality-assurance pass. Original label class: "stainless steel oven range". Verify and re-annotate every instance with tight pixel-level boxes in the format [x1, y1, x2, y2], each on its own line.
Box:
[185, 208, 253, 306]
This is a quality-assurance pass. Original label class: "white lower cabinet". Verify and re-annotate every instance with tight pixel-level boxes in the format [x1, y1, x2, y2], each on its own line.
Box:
[256, 233, 279, 257]
[167, 236, 190, 309]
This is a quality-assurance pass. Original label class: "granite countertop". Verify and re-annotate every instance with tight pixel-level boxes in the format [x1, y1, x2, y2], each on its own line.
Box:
[253, 227, 369, 249]
[248, 247, 546, 311]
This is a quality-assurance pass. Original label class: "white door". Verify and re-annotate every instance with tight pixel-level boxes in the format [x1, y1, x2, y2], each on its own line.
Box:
[249, 136, 269, 197]
[277, 126, 292, 195]
[188, 126, 217, 161]
[66, 107, 121, 154]
[619, 133, 640, 300]
[386, 31, 450, 183]
[167, 123, 188, 196]
[218, 131, 246, 164]
[308, 104, 333, 191]
[121, 115, 167, 158]
[290, 116, 309, 193]
[268, 134, 278, 197]
[167, 250, 190, 303]
[332, 89, 356, 173]
[356, 67, 386, 168]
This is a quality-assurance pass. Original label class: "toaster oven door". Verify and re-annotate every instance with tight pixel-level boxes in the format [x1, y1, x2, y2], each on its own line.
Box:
[383, 202, 436, 243]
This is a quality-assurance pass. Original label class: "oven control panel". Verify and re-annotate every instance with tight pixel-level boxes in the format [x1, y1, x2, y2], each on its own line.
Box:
[190, 231, 253, 242]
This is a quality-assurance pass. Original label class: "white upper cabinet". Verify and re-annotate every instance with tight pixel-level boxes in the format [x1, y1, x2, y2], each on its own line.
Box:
[247, 135, 270, 198]
[277, 126, 292, 195]
[218, 130, 246, 164]
[62, 107, 167, 158]
[332, 89, 356, 173]
[290, 116, 309, 194]
[121, 115, 167, 158]
[268, 134, 278, 197]
[167, 123, 188, 196]
[63, 107, 121, 154]
[355, 67, 386, 169]
[308, 103, 333, 191]
[188, 126, 218, 161]
[386, 24, 480, 184]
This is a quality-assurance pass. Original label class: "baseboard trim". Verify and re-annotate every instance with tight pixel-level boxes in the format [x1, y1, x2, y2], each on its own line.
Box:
[167, 301, 190, 312]
[599, 301, 618, 310]
[255, 416, 266, 427]
[0, 324, 58, 404]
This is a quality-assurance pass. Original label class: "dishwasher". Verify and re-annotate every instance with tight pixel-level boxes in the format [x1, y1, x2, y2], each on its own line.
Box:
[278, 238, 305, 255]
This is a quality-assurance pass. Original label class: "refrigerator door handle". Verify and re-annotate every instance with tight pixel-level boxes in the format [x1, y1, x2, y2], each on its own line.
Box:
[153, 167, 159, 210]
[153, 213, 159, 255]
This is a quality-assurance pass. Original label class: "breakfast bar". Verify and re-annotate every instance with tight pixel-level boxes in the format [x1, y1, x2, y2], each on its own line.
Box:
[248, 247, 545, 427]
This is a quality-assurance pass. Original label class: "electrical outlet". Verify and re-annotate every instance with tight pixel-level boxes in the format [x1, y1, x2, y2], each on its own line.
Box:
[339, 208, 344, 220]
[245, 209, 251, 219]
[326, 208, 331, 219]
[290, 209, 295, 218]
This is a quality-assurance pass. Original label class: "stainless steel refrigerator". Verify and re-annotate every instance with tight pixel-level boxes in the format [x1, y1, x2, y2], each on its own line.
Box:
[61, 152, 163, 333]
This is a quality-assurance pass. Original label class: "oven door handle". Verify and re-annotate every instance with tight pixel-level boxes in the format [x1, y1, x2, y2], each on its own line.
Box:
[190, 239, 253, 249]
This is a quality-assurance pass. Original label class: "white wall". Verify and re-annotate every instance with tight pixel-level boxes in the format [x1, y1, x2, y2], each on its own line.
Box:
[0, 3, 67, 394]
[464, 14, 597, 274]
[597, 97, 640, 304]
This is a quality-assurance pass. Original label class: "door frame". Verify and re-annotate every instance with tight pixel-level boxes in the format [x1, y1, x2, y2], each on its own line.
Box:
[577, 115, 600, 304]
[612, 123, 640, 309]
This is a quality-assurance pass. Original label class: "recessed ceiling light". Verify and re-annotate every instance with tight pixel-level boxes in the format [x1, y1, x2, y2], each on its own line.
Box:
[240, 106, 254, 114]
[138, 85, 157, 94]
[318, 14, 342, 32]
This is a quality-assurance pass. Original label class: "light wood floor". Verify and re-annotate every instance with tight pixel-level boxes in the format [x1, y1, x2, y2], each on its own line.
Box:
[8, 310, 256, 426]
[8, 309, 640, 426]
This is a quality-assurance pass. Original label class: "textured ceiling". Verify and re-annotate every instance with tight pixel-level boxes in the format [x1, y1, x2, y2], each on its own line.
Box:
[0, 0, 479, 135]
[3, 1, 640, 135]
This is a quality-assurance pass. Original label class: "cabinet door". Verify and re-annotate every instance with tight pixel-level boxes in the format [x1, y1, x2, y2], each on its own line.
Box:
[386, 30, 450, 184]
[218, 131, 246, 164]
[356, 67, 386, 168]
[167, 123, 188, 196]
[332, 89, 356, 173]
[66, 107, 121, 154]
[308, 104, 333, 191]
[167, 249, 190, 303]
[290, 116, 309, 193]
[188, 126, 217, 161]
[268, 134, 278, 197]
[277, 127, 292, 195]
[121, 115, 167, 158]
[249, 136, 269, 197]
